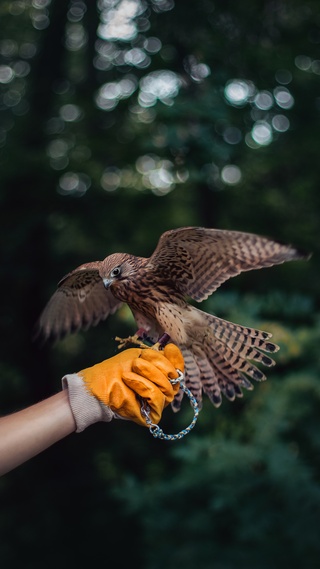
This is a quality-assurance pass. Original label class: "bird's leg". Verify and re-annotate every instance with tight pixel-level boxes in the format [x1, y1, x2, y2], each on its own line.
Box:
[115, 328, 153, 350]
[151, 332, 171, 351]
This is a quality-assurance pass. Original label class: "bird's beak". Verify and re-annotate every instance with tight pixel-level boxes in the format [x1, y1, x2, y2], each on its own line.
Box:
[103, 278, 112, 289]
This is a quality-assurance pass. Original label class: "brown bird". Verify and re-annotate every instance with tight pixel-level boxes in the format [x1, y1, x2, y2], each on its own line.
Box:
[38, 227, 309, 410]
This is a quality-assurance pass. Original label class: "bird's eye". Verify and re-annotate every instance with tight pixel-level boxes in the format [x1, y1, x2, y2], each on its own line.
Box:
[110, 266, 121, 278]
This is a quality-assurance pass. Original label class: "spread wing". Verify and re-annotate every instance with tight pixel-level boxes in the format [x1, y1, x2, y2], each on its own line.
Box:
[148, 227, 309, 302]
[37, 262, 122, 341]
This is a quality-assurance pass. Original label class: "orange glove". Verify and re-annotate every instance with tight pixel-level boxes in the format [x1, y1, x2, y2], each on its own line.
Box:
[62, 344, 184, 432]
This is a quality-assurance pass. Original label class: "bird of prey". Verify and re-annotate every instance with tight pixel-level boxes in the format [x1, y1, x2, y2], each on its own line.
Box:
[38, 227, 309, 410]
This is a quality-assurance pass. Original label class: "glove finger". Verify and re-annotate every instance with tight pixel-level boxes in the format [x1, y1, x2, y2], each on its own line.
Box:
[122, 371, 167, 423]
[163, 344, 185, 373]
[111, 348, 143, 372]
[131, 358, 174, 397]
[79, 347, 143, 385]
[139, 348, 179, 380]
[123, 371, 165, 400]
[107, 380, 147, 426]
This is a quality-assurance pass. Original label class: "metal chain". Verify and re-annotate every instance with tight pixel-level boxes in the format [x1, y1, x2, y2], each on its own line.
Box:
[140, 370, 200, 441]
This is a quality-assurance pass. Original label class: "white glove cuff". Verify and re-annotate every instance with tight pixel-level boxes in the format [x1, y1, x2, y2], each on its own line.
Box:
[62, 373, 115, 433]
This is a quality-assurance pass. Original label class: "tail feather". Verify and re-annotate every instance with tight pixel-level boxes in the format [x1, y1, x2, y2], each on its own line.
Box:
[194, 349, 222, 407]
[203, 336, 248, 401]
[216, 337, 277, 366]
[238, 374, 254, 391]
[181, 347, 202, 404]
[171, 386, 184, 412]
[171, 346, 202, 412]
[204, 312, 279, 353]
[173, 309, 278, 410]
[213, 338, 267, 382]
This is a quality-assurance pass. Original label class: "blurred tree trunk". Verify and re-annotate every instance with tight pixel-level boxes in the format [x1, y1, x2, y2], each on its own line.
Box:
[1, 1, 69, 404]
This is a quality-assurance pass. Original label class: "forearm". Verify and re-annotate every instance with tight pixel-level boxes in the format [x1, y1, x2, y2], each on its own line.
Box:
[0, 390, 76, 476]
[0, 345, 184, 475]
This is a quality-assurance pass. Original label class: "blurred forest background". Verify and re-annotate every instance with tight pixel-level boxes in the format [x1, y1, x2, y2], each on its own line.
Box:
[0, 0, 319, 567]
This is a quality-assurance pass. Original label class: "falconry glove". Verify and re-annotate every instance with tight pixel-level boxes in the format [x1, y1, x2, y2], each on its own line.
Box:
[62, 344, 184, 432]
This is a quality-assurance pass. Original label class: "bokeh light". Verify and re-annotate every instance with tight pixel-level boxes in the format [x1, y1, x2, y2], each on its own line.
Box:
[100, 153, 186, 195]
[0, 66, 14, 84]
[95, 76, 137, 110]
[251, 121, 273, 146]
[274, 86, 294, 109]
[254, 91, 273, 110]
[272, 114, 290, 132]
[124, 47, 150, 68]
[275, 69, 292, 85]
[143, 37, 162, 54]
[12, 60, 30, 77]
[0, 40, 18, 57]
[136, 154, 176, 195]
[19, 42, 37, 59]
[101, 167, 122, 191]
[30, 0, 51, 30]
[186, 55, 210, 82]
[221, 164, 242, 185]
[65, 23, 88, 51]
[295, 55, 312, 71]
[58, 171, 91, 196]
[67, 1, 87, 23]
[59, 104, 82, 122]
[138, 70, 181, 107]
[224, 79, 254, 106]
[98, 0, 145, 42]
[150, 0, 175, 13]
[222, 126, 242, 145]
[47, 138, 69, 159]
[9, 1, 26, 16]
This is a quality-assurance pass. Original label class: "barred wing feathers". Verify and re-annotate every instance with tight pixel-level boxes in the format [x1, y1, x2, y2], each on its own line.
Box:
[149, 227, 308, 302]
[37, 263, 122, 341]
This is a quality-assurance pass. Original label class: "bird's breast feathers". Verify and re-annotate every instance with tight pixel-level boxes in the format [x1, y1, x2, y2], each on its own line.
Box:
[156, 302, 204, 345]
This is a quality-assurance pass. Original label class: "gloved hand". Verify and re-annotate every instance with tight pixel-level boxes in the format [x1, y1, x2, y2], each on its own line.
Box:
[62, 344, 184, 432]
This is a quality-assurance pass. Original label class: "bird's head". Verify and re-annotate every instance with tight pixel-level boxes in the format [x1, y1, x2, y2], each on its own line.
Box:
[101, 253, 139, 290]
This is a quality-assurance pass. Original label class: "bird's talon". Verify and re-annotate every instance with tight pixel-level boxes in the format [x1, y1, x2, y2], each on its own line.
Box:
[115, 336, 128, 349]
[115, 334, 150, 349]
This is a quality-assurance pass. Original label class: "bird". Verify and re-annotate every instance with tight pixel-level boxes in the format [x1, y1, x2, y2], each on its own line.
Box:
[37, 227, 309, 410]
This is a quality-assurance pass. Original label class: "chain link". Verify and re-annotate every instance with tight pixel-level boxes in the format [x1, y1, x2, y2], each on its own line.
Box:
[140, 370, 200, 441]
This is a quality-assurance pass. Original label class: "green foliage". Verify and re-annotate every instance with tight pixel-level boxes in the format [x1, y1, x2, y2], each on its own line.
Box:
[112, 299, 320, 569]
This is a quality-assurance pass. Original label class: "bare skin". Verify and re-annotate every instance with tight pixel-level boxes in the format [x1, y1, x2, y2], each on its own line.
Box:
[0, 390, 76, 476]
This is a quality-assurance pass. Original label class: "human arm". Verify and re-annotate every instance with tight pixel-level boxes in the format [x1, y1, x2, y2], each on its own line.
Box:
[0, 390, 76, 476]
[0, 345, 184, 476]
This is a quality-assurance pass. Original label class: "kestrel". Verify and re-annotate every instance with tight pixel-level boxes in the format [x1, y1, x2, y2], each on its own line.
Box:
[38, 227, 309, 410]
